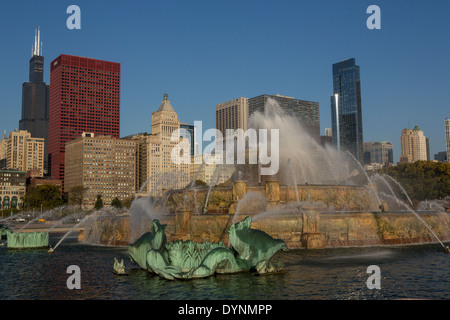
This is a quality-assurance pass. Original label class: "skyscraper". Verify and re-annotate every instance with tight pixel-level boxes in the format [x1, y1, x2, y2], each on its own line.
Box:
[48, 54, 120, 189]
[216, 97, 249, 134]
[6, 130, 45, 176]
[400, 125, 427, 163]
[180, 123, 196, 156]
[445, 118, 450, 163]
[330, 58, 364, 161]
[19, 28, 50, 173]
[136, 94, 190, 196]
[248, 94, 320, 141]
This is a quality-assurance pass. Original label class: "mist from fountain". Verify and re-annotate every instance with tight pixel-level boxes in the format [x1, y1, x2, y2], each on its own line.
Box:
[383, 174, 414, 207]
[370, 173, 447, 248]
[287, 158, 300, 204]
[227, 192, 267, 247]
[202, 163, 223, 214]
[247, 98, 354, 186]
[51, 213, 91, 252]
[128, 171, 189, 242]
[345, 151, 382, 208]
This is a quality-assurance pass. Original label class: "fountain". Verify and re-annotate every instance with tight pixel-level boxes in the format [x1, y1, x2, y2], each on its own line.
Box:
[202, 163, 223, 214]
[6, 230, 49, 250]
[128, 216, 287, 280]
[80, 99, 449, 253]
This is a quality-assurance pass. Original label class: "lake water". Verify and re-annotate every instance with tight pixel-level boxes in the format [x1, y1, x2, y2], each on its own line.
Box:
[0, 232, 448, 300]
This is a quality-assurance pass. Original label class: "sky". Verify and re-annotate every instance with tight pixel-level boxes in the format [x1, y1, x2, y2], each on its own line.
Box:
[0, 0, 449, 163]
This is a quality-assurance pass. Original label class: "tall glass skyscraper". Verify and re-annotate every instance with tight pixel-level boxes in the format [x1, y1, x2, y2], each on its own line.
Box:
[330, 58, 364, 161]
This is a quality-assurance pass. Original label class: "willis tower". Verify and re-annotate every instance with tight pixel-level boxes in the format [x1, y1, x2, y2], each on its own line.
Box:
[19, 27, 49, 173]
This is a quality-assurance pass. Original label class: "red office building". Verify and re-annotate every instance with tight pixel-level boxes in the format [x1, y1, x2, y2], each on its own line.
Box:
[48, 54, 120, 189]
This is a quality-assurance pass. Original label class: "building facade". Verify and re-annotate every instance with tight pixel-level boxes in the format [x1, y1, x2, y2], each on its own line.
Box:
[136, 94, 190, 196]
[400, 126, 427, 163]
[0, 132, 7, 169]
[180, 123, 196, 156]
[446, 118, 450, 163]
[19, 28, 50, 173]
[0, 170, 27, 210]
[248, 94, 320, 141]
[64, 133, 136, 209]
[216, 97, 249, 135]
[190, 154, 235, 186]
[364, 141, 393, 165]
[330, 58, 364, 161]
[5, 130, 45, 177]
[48, 54, 120, 190]
[434, 151, 447, 163]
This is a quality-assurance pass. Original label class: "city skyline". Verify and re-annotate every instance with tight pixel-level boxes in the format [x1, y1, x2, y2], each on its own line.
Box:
[0, 1, 449, 164]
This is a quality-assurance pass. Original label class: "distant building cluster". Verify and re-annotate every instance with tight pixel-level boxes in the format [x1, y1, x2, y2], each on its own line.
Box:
[0, 29, 448, 211]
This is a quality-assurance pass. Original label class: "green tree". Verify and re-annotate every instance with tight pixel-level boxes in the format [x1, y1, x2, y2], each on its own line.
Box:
[379, 161, 450, 203]
[111, 197, 123, 209]
[194, 179, 207, 187]
[23, 184, 64, 210]
[94, 194, 104, 210]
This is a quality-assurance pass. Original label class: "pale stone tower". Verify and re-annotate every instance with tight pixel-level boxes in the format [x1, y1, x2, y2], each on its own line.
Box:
[139, 94, 190, 196]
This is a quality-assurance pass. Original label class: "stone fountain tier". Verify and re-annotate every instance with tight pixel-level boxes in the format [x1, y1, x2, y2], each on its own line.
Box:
[6, 231, 49, 249]
[80, 180, 450, 249]
[81, 210, 450, 249]
[165, 180, 382, 214]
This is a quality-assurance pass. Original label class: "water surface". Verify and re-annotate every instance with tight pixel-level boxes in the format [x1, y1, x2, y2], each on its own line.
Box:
[0, 233, 448, 300]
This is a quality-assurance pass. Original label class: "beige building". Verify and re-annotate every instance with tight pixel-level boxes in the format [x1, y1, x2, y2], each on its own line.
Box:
[216, 97, 249, 137]
[0, 131, 7, 169]
[136, 94, 190, 196]
[190, 154, 235, 186]
[0, 169, 27, 210]
[400, 125, 427, 164]
[5, 130, 44, 177]
[65, 133, 137, 209]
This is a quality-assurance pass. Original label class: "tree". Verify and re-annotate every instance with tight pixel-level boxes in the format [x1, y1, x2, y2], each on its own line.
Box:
[68, 185, 89, 208]
[94, 194, 104, 211]
[23, 184, 64, 210]
[379, 161, 450, 202]
[122, 196, 134, 209]
[111, 197, 123, 209]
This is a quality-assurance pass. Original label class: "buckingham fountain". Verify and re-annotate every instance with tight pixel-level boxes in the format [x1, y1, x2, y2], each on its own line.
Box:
[76, 101, 449, 279]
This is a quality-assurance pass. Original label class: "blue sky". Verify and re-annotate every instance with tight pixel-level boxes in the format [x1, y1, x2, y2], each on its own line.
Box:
[0, 0, 449, 163]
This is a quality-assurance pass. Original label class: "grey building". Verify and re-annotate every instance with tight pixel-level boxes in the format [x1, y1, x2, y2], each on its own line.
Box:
[248, 94, 320, 141]
[434, 151, 447, 163]
[364, 141, 393, 165]
[180, 123, 196, 156]
[19, 28, 49, 173]
[330, 58, 364, 161]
